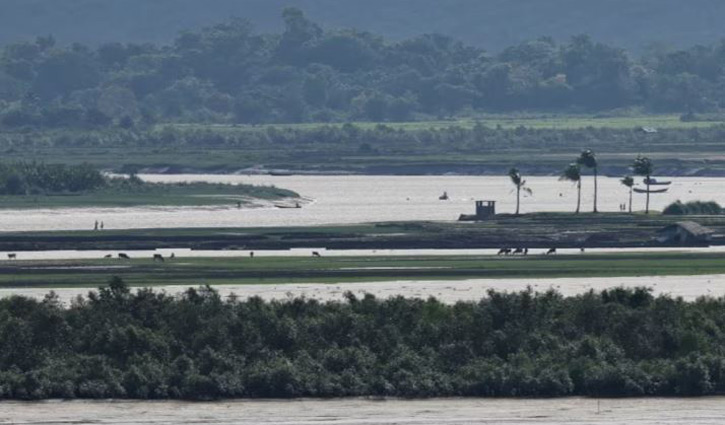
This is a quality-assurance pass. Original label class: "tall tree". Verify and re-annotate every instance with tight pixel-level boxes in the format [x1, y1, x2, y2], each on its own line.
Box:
[631, 156, 654, 214]
[508, 167, 531, 215]
[560, 163, 582, 213]
[620, 175, 634, 213]
[577, 149, 598, 213]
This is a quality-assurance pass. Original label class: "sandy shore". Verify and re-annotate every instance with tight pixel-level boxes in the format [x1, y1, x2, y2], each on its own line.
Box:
[2, 274, 724, 304]
[2, 397, 725, 424]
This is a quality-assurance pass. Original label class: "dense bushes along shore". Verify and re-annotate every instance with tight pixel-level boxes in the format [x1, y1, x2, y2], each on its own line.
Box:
[1, 280, 725, 399]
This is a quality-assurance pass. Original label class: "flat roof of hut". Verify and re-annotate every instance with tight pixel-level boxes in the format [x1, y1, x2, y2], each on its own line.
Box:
[657, 221, 714, 244]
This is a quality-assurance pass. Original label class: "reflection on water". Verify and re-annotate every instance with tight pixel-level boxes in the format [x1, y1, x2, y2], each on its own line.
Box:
[3, 397, 725, 424]
[0, 175, 721, 231]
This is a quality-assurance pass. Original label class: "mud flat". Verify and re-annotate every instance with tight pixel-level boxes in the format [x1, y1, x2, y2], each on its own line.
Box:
[2, 397, 725, 424]
[3, 273, 725, 305]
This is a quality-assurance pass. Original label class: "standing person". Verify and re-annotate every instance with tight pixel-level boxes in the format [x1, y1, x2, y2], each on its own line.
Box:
[100, 221, 104, 230]
[94, 220, 98, 231]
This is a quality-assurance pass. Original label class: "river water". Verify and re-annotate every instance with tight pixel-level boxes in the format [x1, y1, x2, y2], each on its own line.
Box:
[3, 397, 725, 424]
[0, 175, 720, 231]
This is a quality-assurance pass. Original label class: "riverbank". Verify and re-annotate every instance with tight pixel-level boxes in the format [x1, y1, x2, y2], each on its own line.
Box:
[4, 397, 725, 424]
[5, 120, 725, 176]
[0, 213, 722, 251]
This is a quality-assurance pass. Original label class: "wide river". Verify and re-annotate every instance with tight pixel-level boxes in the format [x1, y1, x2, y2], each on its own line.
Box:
[0, 174, 720, 231]
[2, 177, 725, 420]
[3, 397, 725, 424]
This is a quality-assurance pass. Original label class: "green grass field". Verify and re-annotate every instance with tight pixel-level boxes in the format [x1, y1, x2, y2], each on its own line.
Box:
[0, 183, 298, 209]
[162, 114, 724, 132]
[0, 251, 722, 288]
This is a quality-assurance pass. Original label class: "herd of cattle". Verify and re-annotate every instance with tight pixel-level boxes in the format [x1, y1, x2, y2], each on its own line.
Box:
[4, 249, 569, 261]
[498, 247, 560, 255]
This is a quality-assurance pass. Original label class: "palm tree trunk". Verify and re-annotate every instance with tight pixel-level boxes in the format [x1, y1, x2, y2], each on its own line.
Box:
[516, 186, 520, 215]
[628, 187, 632, 213]
[593, 166, 598, 213]
[645, 176, 650, 214]
[576, 180, 581, 213]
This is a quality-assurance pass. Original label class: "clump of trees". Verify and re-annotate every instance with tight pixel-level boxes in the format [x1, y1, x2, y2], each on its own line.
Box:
[1, 281, 725, 400]
[663, 200, 723, 215]
[0, 162, 105, 194]
[2, 8, 725, 128]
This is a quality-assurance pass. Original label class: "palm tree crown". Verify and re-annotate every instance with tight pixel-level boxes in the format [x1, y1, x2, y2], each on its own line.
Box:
[508, 167, 531, 215]
[631, 155, 654, 213]
[577, 149, 598, 213]
[560, 163, 582, 213]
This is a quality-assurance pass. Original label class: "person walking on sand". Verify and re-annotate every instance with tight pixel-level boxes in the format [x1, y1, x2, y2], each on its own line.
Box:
[100, 221, 104, 230]
[94, 220, 98, 231]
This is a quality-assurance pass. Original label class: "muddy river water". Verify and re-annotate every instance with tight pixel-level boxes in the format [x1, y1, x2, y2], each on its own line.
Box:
[0, 174, 720, 231]
[2, 397, 725, 424]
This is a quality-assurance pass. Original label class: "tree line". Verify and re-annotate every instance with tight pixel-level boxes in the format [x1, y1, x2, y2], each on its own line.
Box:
[3, 8, 725, 127]
[1, 280, 725, 399]
[0, 162, 106, 195]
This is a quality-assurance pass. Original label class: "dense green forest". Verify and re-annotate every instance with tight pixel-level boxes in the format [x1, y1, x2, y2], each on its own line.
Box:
[2, 8, 725, 128]
[1, 282, 725, 399]
[2, 0, 725, 51]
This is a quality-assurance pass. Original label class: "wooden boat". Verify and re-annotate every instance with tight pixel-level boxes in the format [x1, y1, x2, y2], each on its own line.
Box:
[643, 177, 671, 186]
[634, 187, 669, 194]
[268, 171, 293, 176]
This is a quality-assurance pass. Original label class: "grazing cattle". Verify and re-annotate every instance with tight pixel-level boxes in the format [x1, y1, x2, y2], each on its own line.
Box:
[312, 251, 322, 257]
[118, 253, 130, 260]
[7, 253, 16, 260]
[153, 254, 164, 262]
[545, 248, 557, 255]
[497, 248, 511, 256]
[512, 247, 524, 255]
[104, 254, 112, 258]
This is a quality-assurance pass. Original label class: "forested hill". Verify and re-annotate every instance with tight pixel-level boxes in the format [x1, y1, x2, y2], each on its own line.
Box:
[2, 7, 725, 127]
[3, 0, 725, 51]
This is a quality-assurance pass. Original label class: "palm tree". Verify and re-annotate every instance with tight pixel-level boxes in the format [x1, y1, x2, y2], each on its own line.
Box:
[577, 149, 598, 213]
[620, 175, 634, 213]
[508, 167, 532, 215]
[631, 155, 654, 214]
[559, 163, 582, 213]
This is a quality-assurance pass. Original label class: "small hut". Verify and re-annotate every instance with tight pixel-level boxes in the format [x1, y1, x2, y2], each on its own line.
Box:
[657, 221, 714, 245]
[459, 200, 496, 221]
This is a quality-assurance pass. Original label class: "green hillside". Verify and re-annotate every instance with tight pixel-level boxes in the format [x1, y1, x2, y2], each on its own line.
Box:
[1, 0, 725, 51]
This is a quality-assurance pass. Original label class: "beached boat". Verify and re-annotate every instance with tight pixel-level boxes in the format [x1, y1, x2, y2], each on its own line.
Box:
[634, 187, 669, 194]
[643, 177, 671, 186]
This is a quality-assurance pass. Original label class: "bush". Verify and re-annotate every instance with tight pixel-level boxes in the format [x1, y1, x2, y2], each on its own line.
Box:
[663, 200, 723, 215]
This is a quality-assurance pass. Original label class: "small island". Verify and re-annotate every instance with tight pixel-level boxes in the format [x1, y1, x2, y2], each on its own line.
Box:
[0, 162, 299, 208]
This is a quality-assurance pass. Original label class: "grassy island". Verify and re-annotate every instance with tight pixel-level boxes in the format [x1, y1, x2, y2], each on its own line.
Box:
[0, 162, 298, 208]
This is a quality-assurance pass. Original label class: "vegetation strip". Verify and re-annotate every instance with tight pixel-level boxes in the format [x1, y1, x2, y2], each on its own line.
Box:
[0, 282, 724, 399]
